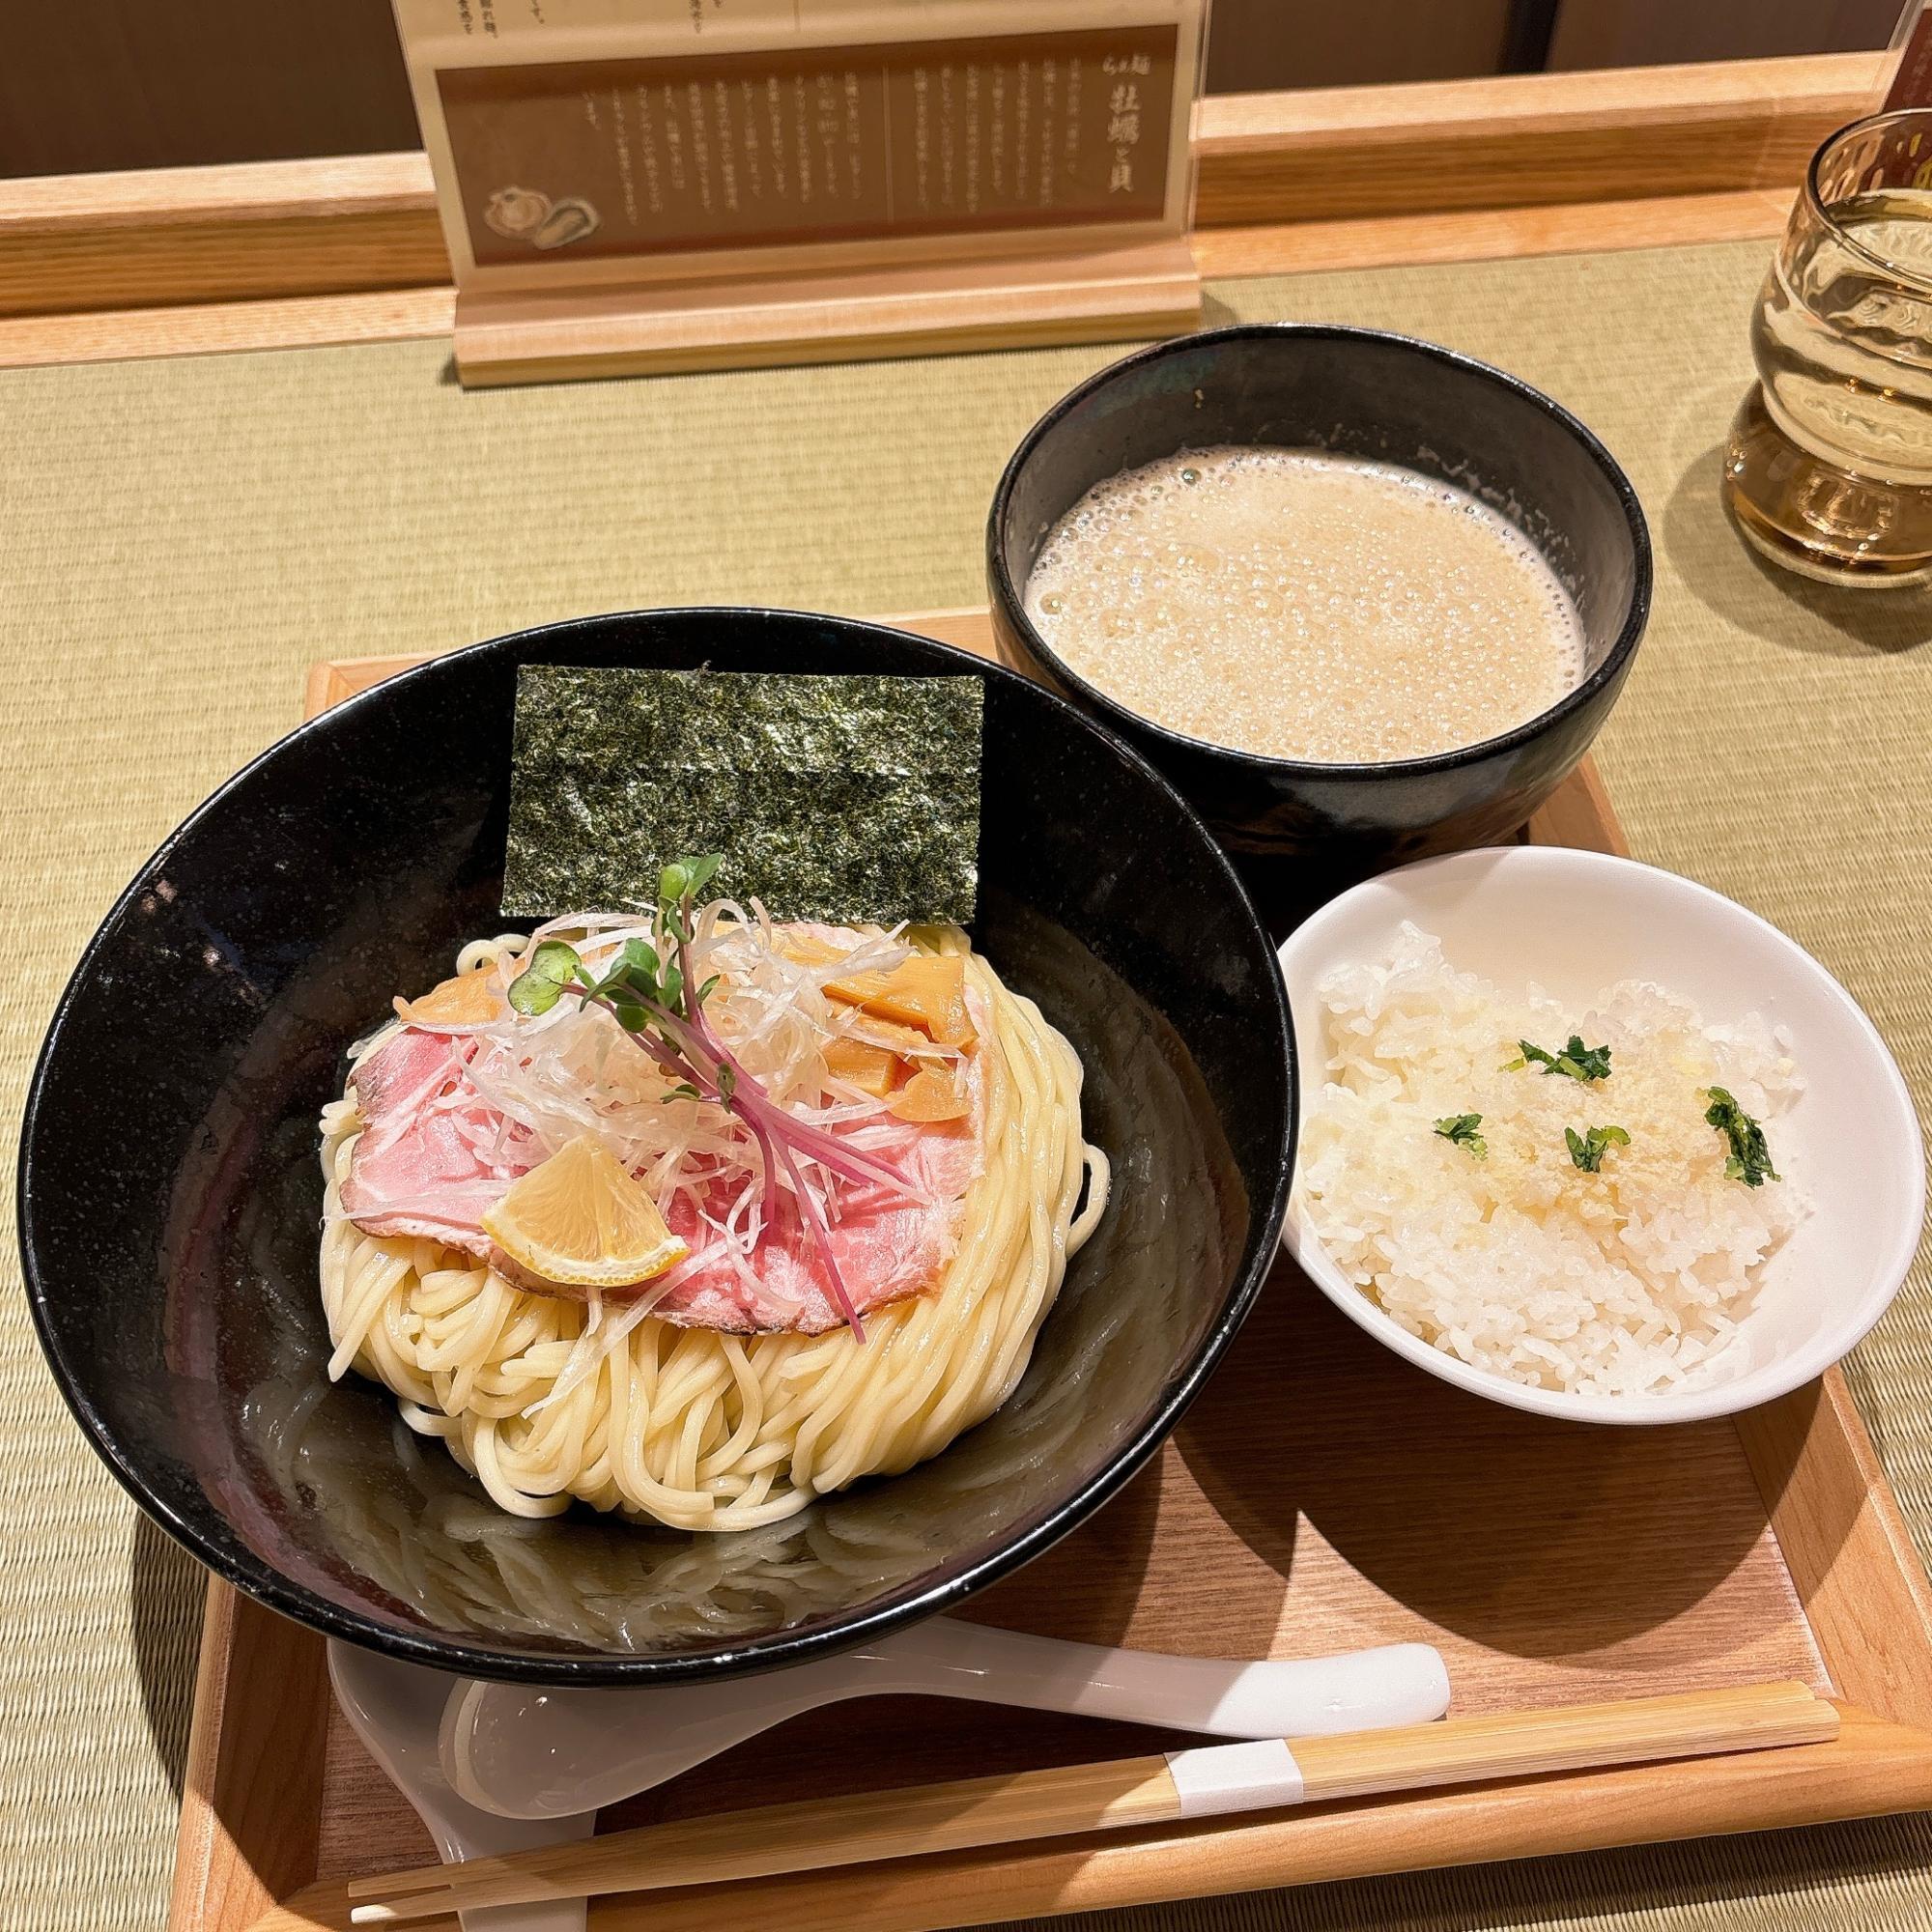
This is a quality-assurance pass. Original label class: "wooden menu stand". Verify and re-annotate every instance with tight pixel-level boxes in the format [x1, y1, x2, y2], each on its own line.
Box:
[451, 234, 1203, 386]
[390, 2, 1213, 388]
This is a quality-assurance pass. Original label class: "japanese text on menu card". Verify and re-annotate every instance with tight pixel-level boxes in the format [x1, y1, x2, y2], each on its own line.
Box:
[392, 0, 1209, 293]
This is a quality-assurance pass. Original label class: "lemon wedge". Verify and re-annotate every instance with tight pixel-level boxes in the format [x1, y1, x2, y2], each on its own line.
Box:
[482, 1135, 687, 1291]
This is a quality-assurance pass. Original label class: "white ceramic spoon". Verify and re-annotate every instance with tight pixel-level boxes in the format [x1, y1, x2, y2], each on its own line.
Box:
[329, 1642, 595, 1932]
[441, 1617, 1451, 1820]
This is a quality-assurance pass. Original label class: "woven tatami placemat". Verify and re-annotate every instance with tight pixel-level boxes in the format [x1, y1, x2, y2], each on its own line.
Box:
[5, 237, 1932, 1932]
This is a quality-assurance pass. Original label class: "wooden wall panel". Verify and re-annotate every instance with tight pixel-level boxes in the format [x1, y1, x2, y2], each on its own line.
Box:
[1204, 0, 1511, 93]
[0, 1, 1901, 185]
[0, 0, 419, 178]
[1548, 0, 1896, 71]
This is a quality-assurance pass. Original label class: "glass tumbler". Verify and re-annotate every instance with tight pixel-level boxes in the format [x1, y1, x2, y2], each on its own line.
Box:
[1723, 109, 1932, 587]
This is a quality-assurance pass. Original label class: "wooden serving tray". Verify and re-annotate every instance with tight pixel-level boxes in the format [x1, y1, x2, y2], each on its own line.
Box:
[174, 609, 1932, 1932]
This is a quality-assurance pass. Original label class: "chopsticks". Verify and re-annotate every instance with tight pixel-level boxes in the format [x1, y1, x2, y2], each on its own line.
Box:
[261, 1680, 1835, 1932]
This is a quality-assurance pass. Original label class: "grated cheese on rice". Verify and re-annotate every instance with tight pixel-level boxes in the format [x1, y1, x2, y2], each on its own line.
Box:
[1294, 923, 1804, 1396]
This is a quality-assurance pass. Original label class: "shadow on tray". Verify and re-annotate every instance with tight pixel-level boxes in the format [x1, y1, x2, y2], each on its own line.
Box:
[1176, 1255, 1796, 1661]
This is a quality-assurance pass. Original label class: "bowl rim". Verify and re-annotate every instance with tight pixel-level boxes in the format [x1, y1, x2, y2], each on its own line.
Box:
[1276, 844, 1925, 1426]
[18, 605, 1299, 1684]
[986, 321, 1655, 781]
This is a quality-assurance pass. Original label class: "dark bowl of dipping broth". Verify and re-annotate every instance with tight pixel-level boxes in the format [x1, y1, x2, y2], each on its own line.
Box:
[987, 325, 1651, 890]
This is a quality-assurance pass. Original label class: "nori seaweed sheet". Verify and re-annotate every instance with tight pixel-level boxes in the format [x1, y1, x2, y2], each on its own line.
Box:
[502, 666, 983, 923]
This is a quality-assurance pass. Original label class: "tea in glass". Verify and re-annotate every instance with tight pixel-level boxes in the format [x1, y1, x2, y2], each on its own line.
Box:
[1724, 110, 1932, 587]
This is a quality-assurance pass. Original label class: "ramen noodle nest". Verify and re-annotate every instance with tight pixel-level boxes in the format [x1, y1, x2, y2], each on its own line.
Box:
[320, 902, 1107, 1531]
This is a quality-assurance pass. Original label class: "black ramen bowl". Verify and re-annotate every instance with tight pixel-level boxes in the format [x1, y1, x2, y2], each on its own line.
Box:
[20, 610, 1294, 1684]
[987, 324, 1652, 886]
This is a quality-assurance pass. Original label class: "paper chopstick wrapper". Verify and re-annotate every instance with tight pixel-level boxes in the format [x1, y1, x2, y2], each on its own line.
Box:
[1164, 1739, 1306, 1817]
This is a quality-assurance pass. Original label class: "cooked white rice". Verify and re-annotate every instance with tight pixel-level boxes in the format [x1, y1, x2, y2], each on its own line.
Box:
[1294, 923, 1803, 1395]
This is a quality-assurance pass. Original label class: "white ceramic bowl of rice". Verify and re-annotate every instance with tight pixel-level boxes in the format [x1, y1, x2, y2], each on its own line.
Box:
[1278, 846, 1924, 1424]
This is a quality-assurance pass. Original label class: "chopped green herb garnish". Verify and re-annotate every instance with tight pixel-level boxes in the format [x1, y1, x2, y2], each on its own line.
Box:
[1505, 1035, 1613, 1082]
[1565, 1123, 1630, 1173]
[1434, 1113, 1488, 1159]
[1704, 1087, 1778, 1187]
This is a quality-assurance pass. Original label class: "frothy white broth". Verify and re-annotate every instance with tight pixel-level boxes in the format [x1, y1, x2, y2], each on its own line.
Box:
[1023, 446, 1586, 764]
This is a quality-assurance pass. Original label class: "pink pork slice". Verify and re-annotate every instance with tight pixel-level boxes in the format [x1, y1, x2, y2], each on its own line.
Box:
[337, 1019, 985, 1335]
[336, 1029, 519, 1249]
